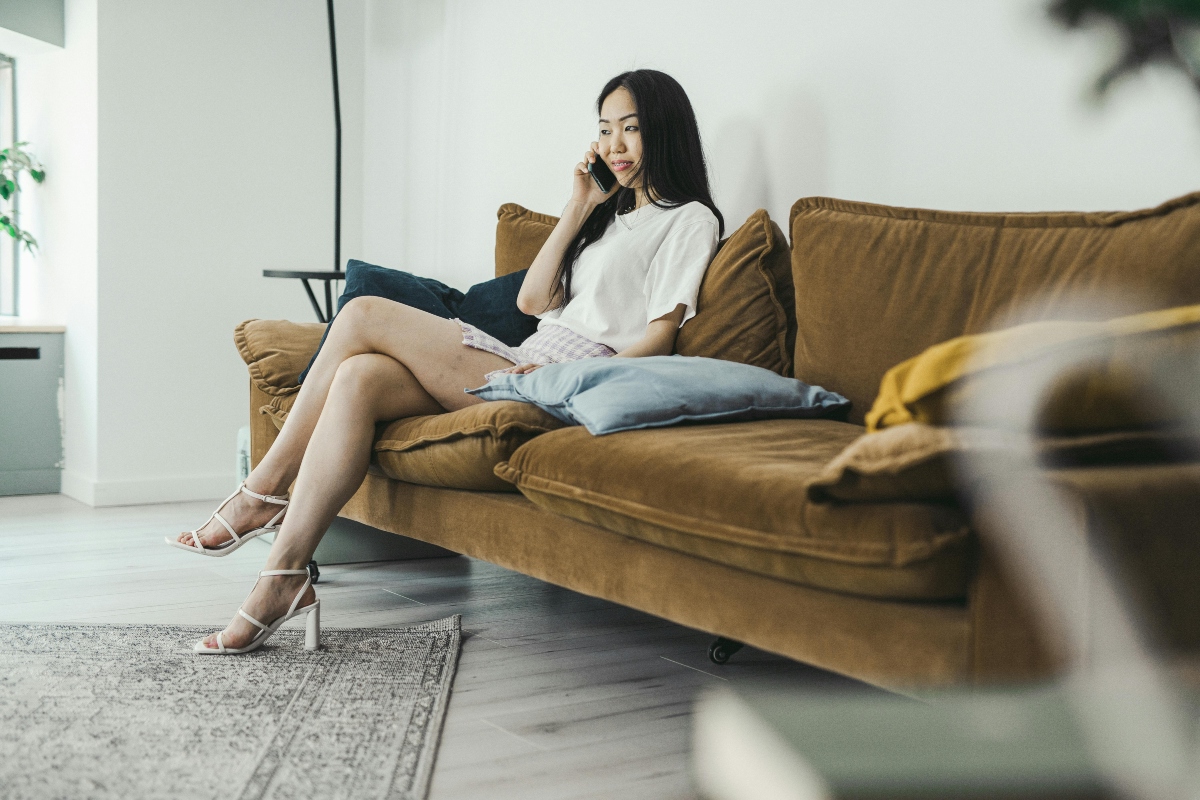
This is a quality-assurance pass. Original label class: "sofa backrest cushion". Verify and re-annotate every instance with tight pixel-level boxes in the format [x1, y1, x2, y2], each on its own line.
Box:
[675, 209, 795, 375]
[789, 193, 1200, 424]
[495, 204, 795, 373]
[496, 203, 557, 278]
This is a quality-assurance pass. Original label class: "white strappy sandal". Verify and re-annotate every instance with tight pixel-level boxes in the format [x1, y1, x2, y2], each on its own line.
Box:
[166, 482, 289, 557]
[193, 569, 320, 655]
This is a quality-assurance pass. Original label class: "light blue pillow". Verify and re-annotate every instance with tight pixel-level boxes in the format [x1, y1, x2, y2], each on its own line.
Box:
[466, 355, 850, 436]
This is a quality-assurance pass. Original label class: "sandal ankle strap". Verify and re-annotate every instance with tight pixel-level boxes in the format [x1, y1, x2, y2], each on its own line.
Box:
[239, 482, 289, 506]
[256, 569, 314, 618]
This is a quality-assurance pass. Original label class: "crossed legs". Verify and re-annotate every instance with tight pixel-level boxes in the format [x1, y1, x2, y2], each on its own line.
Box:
[191, 298, 513, 649]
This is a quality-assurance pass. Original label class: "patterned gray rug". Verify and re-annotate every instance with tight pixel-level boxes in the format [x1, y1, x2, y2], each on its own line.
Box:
[0, 616, 461, 800]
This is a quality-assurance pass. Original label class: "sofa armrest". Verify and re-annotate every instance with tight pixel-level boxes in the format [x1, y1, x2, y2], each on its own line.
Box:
[249, 379, 282, 469]
[234, 319, 327, 397]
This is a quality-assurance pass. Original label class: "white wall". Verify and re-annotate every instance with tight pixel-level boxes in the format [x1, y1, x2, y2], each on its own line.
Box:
[4, 0, 100, 502]
[11, 0, 365, 505]
[86, 0, 363, 505]
[361, 0, 1200, 293]
[8, 0, 1200, 506]
[0, 0, 64, 47]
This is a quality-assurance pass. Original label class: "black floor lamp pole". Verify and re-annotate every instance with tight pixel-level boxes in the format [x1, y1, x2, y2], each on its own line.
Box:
[262, 0, 345, 321]
[327, 0, 342, 274]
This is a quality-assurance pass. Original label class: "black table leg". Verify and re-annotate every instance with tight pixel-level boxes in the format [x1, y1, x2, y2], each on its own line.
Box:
[300, 279, 328, 323]
[263, 270, 343, 324]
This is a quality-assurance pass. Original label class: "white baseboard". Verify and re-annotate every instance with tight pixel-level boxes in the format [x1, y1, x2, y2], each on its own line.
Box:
[60, 470, 95, 505]
[61, 470, 235, 507]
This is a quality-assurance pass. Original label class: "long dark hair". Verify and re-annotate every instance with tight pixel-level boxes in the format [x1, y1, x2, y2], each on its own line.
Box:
[550, 69, 724, 310]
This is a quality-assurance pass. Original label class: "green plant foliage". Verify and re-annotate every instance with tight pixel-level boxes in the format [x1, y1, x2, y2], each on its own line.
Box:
[1050, 0, 1200, 97]
[0, 141, 45, 253]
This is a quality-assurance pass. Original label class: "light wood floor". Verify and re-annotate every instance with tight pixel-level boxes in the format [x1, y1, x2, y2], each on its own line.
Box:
[0, 493, 866, 799]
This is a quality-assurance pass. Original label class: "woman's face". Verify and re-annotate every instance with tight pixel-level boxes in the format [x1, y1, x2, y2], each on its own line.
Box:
[598, 87, 642, 189]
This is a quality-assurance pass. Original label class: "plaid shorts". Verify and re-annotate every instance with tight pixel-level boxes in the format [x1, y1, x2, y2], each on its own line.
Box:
[457, 320, 616, 380]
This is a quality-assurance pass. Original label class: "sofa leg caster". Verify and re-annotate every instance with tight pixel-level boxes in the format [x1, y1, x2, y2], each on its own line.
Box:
[307, 560, 320, 584]
[708, 637, 743, 665]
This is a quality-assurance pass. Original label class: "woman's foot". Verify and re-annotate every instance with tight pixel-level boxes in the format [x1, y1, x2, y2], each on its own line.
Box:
[176, 484, 286, 550]
[199, 571, 316, 651]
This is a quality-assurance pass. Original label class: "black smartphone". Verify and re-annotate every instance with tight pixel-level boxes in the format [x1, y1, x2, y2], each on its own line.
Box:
[587, 156, 618, 194]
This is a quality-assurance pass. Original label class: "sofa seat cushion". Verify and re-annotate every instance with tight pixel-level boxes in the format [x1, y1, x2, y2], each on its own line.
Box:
[261, 398, 564, 492]
[496, 420, 974, 600]
[374, 401, 565, 491]
[806, 422, 1200, 504]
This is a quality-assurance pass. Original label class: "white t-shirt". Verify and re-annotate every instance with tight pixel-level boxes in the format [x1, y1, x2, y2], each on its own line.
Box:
[536, 200, 719, 353]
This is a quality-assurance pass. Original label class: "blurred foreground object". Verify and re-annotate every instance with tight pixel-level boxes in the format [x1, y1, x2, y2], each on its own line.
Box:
[695, 299, 1200, 800]
[949, 299, 1200, 800]
[1050, 0, 1200, 99]
[695, 684, 1138, 800]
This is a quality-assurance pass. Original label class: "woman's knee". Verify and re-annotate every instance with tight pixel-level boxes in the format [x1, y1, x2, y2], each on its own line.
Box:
[329, 353, 391, 398]
[325, 297, 381, 349]
[333, 295, 414, 338]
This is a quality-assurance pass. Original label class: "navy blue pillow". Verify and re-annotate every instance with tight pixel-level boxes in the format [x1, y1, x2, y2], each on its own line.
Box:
[339, 260, 466, 317]
[297, 260, 538, 383]
[457, 269, 539, 347]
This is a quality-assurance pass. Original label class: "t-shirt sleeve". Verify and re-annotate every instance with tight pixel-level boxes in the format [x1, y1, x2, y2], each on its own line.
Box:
[644, 219, 719, 327]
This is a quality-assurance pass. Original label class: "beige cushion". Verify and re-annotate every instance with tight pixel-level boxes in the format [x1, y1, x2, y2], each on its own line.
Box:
[496, 420, 973, 600]
[675, 209, 795, 375]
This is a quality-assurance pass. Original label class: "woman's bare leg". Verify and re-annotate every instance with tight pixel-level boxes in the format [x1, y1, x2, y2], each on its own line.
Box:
[177, 296, 511, 547]
[198, 301, 513, 648]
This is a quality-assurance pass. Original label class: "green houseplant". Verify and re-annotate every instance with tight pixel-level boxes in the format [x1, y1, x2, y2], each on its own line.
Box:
[1050, 0, 1200, 98]
[0, 141, 45, 252]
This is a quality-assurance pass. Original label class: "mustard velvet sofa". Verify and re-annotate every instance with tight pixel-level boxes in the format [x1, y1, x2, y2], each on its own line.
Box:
[236, 195, 1200, 690]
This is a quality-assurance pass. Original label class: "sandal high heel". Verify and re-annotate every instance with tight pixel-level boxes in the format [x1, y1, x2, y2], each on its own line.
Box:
[166, 482, 289, 557]
[193, 569, 320, 655]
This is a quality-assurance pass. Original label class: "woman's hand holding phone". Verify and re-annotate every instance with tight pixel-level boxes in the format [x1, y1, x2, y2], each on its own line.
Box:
[571, 143, 616, 209]
[520, 143, 616, 314]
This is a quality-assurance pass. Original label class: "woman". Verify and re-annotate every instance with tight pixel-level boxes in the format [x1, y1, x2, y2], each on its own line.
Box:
[173, 69, 724, 655]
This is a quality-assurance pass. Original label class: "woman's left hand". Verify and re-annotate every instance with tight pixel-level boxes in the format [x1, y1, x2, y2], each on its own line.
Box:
[504, 363, 543, 375]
